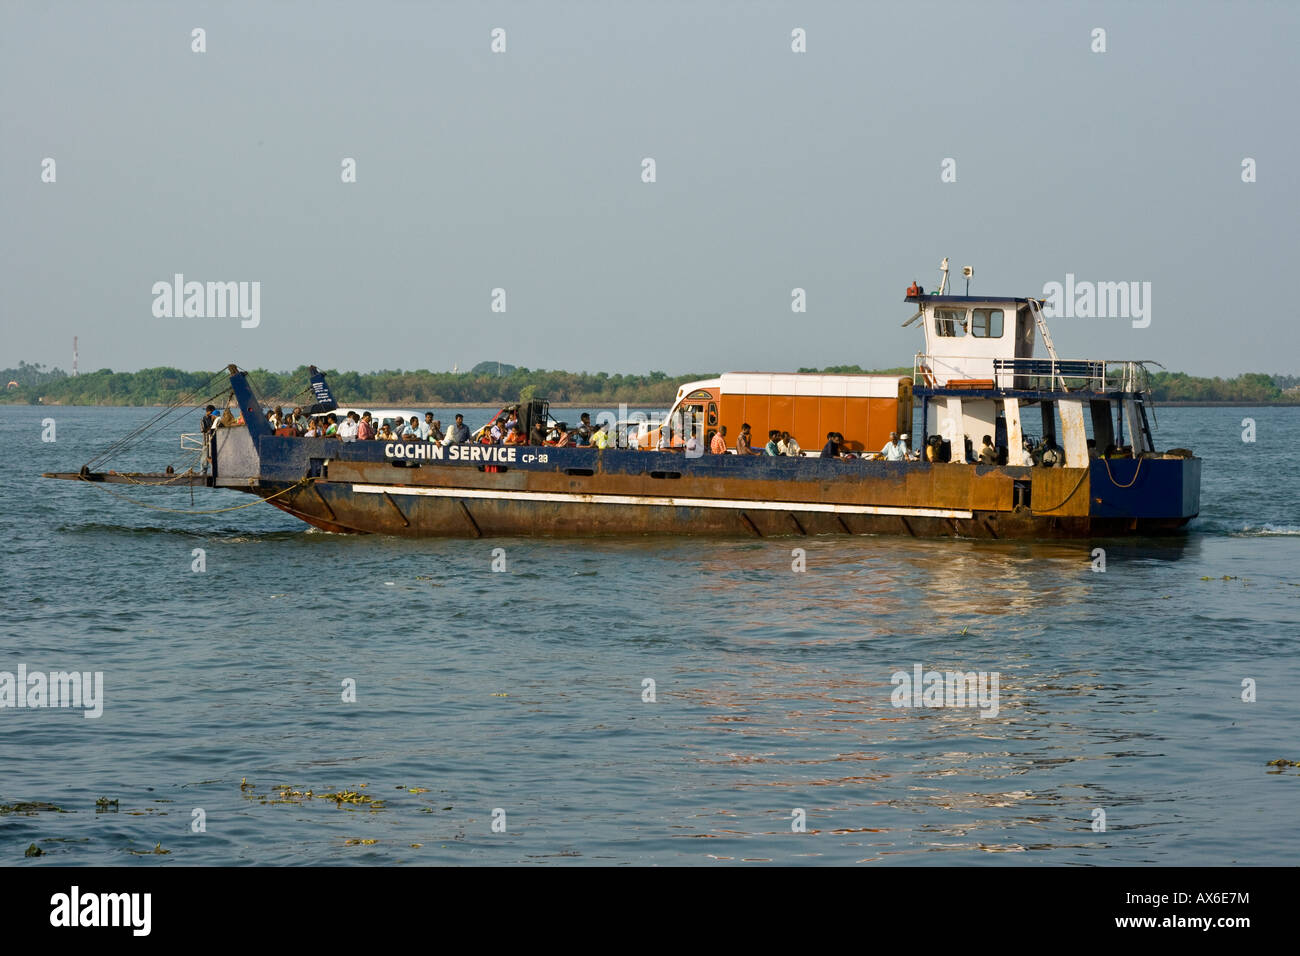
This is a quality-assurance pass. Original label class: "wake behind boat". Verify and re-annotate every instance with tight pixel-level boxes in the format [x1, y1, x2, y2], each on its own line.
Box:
[45, 261, 1201, 538]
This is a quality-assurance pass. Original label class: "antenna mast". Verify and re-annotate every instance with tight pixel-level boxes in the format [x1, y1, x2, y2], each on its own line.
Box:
[73, 336, 78, 377]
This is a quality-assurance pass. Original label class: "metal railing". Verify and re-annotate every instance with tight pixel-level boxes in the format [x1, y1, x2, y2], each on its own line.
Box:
[914, 354, 1159, 393]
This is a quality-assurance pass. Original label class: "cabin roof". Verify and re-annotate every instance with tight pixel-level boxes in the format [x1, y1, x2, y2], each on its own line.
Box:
[905, 294, 1033, 304]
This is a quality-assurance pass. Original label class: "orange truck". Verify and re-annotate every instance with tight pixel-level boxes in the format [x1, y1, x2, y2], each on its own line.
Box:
[637, 372, 914, 453]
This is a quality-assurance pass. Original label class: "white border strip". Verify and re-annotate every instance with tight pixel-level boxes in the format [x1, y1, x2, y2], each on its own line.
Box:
[351, 483, 972, 520]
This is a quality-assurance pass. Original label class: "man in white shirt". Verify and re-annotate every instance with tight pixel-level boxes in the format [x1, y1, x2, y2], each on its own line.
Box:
[337, 413, 359, 442]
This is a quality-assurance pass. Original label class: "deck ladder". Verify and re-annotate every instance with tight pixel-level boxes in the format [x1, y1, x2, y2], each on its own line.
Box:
[1027, 297, 1067, 391]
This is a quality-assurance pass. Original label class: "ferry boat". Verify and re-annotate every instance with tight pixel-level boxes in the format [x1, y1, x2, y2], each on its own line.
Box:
[45, 262, 1201, 538]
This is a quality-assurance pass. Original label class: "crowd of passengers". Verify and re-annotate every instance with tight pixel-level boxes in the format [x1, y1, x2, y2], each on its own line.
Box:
[204, 404, 1114, 464]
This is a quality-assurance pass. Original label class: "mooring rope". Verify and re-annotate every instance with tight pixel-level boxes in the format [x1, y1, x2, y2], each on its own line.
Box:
[1102, 455, 1145, 490]
[85, 371, 233, 471]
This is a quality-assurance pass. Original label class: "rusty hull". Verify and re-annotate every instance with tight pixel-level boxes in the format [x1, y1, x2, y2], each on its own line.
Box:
[252, 456, 1165, 539]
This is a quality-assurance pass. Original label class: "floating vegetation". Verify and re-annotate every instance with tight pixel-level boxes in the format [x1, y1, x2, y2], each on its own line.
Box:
[24, 843, 43, 857]
[95, 797, 119, 810]
[1266, 758, 1300, 769]
[250, 783, 386, 810]
[329, 790, 385, 808]
[343, 838, 378, 846]
[128, 842, 170, 856]
[1, 801, 67, 816]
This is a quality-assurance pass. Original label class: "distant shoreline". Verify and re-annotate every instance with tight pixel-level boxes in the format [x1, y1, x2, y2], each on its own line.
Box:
[1151, 401, 1300, 408]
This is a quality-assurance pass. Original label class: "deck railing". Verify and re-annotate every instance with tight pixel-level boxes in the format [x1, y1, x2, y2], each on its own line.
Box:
[914, 355, 1159, 393]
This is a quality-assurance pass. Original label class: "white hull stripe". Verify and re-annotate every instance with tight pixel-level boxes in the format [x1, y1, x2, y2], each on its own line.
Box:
[350, 483, 973, 520]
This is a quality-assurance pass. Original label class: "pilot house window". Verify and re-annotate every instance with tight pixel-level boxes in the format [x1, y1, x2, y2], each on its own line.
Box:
[971, 309, 1004, 337]
[934, 308, 966, 337]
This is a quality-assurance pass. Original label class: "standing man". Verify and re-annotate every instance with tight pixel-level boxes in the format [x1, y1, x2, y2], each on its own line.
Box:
[710, 425, 728, 454]
[338, 412, 359, 442]
[442, 413, 470, 445]
[736, 423, 759, 455]
[356, 412, 375, 441]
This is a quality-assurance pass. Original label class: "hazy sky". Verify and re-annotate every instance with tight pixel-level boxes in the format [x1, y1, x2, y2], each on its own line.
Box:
[3, 1, 1297, 378]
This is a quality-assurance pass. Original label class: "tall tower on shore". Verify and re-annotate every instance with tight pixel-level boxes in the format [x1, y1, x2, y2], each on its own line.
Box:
[73, 336, 78, 377]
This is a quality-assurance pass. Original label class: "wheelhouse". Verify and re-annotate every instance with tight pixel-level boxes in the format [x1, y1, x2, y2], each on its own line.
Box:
[906, 287, 1160, 467]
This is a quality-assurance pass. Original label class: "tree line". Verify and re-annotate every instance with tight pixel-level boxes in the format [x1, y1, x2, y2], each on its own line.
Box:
[3, 361, 1298, 406]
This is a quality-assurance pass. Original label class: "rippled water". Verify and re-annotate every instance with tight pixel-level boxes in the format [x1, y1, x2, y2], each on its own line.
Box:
[3, 404, 1298, 865]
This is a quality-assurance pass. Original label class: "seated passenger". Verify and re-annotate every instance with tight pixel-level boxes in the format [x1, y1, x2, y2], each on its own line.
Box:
[821, 432, 841, 458]
[978, 435, 998, 465]
[779, 431, 803, 457]
[710, 425, 728, 454]
[504, 423, 526, 445]
[880, 431, 907, 461]
[376, 423, 397, 441]
[575, 413, 594, 446]
[592, 422, 611, 449]
[548, 423, 574, 447]
[764, 430, 781, 456]
[529, 421, 546, 446]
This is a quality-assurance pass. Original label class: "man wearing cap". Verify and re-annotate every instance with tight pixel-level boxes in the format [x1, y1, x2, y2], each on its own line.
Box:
[881, 431, 907, 461]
